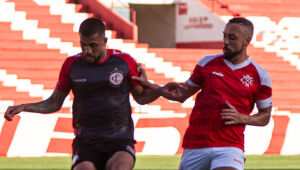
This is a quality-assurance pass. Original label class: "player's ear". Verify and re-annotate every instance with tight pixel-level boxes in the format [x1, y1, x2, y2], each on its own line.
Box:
[244, 36, 251, 46]
[246, 37, 251, 44]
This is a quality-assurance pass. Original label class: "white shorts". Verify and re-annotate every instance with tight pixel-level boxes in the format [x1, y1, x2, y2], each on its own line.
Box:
[179, 147, 245, 170]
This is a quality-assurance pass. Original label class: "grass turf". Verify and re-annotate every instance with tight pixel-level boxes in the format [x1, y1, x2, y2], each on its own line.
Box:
[0, 155, 299, 169]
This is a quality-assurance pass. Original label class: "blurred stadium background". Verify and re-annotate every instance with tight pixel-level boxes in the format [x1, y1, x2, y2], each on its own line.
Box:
[0, 0, 300, 168]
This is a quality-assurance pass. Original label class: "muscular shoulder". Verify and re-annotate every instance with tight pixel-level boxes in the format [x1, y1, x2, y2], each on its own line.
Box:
[250, 60, 272, 87]
[64, 53, 82, 64]
[197, 54, 223, 67]
[108, 49, 137, 65]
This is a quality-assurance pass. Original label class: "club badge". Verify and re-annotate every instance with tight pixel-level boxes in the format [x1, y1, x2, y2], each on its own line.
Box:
[240, 75, 254, 87]
[109, 68, 124, 86]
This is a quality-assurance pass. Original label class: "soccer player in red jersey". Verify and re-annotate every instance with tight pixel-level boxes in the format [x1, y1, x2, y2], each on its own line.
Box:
[133, 17, 272, 170]
[4, 18, 162, 170]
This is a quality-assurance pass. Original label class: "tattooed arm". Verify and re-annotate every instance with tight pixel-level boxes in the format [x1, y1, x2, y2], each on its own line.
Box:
[4, 89, 69, 121]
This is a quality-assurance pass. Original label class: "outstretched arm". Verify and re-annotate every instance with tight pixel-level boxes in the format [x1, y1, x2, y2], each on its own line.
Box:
[130, 85, 161, 105]
[131, 64, 200, 104]
[4, 89, 69, 121]
[221, 101, 272, 126]
[164, 82, 199, 103]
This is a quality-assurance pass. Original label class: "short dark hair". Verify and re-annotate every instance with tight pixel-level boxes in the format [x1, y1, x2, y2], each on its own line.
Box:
[228, 17, 254, 38]
[79, 17, 106, 37]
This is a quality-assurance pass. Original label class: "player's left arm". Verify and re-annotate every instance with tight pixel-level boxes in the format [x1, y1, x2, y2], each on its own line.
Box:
[246, 106, 272, 126]
[222, 69, 272, 126]
[127, 58, 162, 104]
[130, 63, 165, 104]
[130, 84, 162, 105]
[221, 101, 271, 126]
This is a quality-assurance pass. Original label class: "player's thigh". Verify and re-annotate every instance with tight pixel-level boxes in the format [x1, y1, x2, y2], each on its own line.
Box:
[72, 138, 106, 170]
[211, 147, 245, 170]
[73, 161, 96, 170]
[179, 148, 212, 170]
[105, 151, 134, 170]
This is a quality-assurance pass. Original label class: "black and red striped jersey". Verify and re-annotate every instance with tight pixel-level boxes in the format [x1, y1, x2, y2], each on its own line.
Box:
[55, 49, 139, 143]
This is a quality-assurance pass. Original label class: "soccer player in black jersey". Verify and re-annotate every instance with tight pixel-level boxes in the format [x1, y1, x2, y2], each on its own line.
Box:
[4, 18, 162, 170]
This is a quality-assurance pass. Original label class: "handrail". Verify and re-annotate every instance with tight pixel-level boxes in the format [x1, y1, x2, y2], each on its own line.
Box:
[75, 0, 138, 41]
[129, 8, 136, 24]
[209, 0, 240, 17]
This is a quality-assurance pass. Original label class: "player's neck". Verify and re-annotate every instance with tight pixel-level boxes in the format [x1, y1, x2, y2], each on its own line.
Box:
[97, 49, 108, 63]
[229, 51, 248, 65]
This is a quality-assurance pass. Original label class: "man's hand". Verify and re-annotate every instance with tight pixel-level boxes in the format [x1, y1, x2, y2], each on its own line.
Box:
[4, 105, 24, 121]
[221, 101, 249, 125]
[137, 63, 147, 80]
[160, 83, 183, 100]
[132, 63, 159, 89]
[132, 63, 199, 103]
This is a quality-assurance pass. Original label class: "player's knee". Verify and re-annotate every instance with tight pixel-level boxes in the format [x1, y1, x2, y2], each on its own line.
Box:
[73, 161, 96, 170]
[107, 161, 133, 170]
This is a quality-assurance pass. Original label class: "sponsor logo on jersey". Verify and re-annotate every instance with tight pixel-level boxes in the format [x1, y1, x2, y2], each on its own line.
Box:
[240, 75, 254, 87]
[73, 78, 87, 82]
[109, 68, 124, 86]
[212, 71, 224, 77]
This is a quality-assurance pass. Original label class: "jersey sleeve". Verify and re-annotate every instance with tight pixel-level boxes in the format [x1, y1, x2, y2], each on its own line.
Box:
[255, 71, 272, 109]
[186, 56, 215, 87]
[187, 65, 204, 87]
[127, 56, 139, 88]
[114, 51, 139, 88]
[55, 57, 76, 92]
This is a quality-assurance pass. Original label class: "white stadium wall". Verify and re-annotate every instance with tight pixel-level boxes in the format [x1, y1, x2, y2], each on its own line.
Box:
[1, 111, 300, 156]
[175, 0, 225, 48]
[130, 0, 225, 48]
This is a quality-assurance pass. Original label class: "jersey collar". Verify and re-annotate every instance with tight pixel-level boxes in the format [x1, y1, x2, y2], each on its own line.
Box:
[223, 55, 251, 70]
[96, 49, 110, 65]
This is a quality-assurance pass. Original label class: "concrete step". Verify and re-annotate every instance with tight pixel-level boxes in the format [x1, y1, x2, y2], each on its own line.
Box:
[9, 0, 80, 46]
[0, 50, 67, 58]
[0, 83, 43, 105]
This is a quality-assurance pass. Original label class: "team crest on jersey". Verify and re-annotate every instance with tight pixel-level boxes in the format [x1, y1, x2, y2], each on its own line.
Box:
[240, 75, 254, 87]
[109, 68, 124, 86]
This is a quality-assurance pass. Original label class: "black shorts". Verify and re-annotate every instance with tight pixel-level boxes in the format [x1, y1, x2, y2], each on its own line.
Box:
[71, 137, 136, 170]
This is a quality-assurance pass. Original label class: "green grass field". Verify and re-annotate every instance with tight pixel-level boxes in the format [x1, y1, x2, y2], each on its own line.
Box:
[0, 155, 299, 169]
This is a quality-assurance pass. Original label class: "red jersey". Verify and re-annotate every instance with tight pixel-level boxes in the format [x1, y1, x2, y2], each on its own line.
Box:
[183, 54, 272, 151]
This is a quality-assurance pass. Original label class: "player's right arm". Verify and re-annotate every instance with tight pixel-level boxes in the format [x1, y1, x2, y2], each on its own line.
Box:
[163, 82, 200, 103]
[4, 55, 75, 121]
[4, 89, 69, 121]
[132, 64, 200, 103]
[159, 55, 209, 102]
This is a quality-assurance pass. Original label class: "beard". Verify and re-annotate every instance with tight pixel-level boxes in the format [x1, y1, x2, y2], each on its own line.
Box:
[83, 52, 105, 65]
[84, 54, 100, 64]
[83, 47, 106, 64]
[223, 46, 243, 60]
